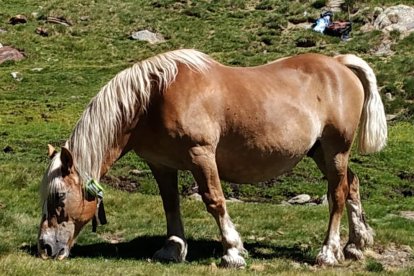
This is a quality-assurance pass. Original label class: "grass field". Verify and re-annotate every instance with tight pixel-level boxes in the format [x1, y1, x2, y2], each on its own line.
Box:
[1, 0, 414, 275]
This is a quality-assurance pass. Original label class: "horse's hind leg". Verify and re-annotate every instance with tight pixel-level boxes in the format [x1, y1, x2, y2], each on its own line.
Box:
[343, 169, 374, 260]
[311, 146, 349, 265]
[149, 164, 187, 262]
[190, 146, 246, 268]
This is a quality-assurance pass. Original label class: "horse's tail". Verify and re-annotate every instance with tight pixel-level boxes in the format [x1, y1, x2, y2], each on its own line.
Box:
[335, 54, 387, 154]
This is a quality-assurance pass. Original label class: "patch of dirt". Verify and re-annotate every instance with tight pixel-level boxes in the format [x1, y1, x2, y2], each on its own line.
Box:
[0, 46, 25, 64]
[398, 171, 414, 181]
[101, 175, 139, 193]
[366, 244, 413, 272]
[99, 231, 125, 244]
[400, 211, 414, 220]
[294, 244, 414, 272]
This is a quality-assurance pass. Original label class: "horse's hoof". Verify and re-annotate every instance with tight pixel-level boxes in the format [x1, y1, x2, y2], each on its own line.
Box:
[316, 245, 344, 266]
[344, 243, 364, 260]
[153, 236, 187, 263]
[361, 227, 375, 248]
[316, 253, 338, 266]
[220, 249, 246, 268]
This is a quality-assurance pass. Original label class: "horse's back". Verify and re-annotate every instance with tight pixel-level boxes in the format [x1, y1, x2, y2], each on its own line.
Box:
[134, 53, 365, 182]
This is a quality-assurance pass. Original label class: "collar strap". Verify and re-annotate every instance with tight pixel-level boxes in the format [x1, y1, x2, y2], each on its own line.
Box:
[85, 179, 107, 232]
[86, 179, 104, 199]
[92, 197, 107, 232]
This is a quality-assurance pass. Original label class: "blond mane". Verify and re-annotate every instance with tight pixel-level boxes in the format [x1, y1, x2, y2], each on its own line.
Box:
[41, 49, 212, 202]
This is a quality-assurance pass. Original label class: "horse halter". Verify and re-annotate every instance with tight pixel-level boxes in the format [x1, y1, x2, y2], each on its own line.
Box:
[83, 175, 107, 232]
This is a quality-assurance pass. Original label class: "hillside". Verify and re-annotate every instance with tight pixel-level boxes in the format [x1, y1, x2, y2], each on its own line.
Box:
[0, 1, 413, 274]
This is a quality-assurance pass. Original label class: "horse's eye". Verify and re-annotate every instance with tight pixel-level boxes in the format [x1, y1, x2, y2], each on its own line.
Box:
[55, 192, 66, 203]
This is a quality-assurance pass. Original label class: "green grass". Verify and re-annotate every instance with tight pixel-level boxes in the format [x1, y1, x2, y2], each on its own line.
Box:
[1, 0, 414, 274]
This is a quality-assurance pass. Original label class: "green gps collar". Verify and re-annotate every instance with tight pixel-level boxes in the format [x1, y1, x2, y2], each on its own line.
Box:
[86, 179, 104, 199]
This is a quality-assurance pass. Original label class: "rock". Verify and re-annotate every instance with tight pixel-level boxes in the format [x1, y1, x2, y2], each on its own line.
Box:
[361, 5, 414, 56]
[46, 16, 72, 26]
[9, 15, 27, 25]
[400, 211, 414, 220]
[188, 193, 202, 201]
[386, 114, 398, 121]
[11, 72, 23, 81]
[385, 92, 394, 101]
[0, 46, 25, 64]
[326, 0, 345, 13]
[374, 7, 384, 17]
[226, 197, 243, 203]
[79, 16, 90, 21]
[279, 200, 291, 206]
[31, 67, 44, 72]
[374, 5, 414, 38]
[287, 194, 311, 205]
[129, 169, 151, 176]
[130, 30, 165, 44]
[130, 169, 143, 176]
[0, 28, 6, 34]
[320, 194, 329, 205]
[372, 36, 394, 56]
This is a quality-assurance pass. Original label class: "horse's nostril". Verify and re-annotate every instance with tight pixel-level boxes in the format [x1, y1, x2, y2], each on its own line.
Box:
[56, 247, 66, 260]
[44, 244, 53, 257]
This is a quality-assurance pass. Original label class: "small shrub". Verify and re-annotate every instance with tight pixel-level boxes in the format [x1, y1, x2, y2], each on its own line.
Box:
[183, 7, 203, 18]
[260, 36, 273, 45]
[382, 83, 401, 96]
[366, 259, 384, 272]
[312, 0, 326, 9]
[255, 1, 274, 10]
[296, 37, 316, 48]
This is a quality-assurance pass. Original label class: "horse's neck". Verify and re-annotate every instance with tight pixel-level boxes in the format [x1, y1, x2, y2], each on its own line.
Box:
[67, 116, 137, 181]
[97, 132, 134, 178]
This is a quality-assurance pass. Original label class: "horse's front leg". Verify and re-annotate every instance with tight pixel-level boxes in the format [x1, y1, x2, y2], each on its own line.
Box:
[190, 146, 247, 268]
[149, 164, 187, 262]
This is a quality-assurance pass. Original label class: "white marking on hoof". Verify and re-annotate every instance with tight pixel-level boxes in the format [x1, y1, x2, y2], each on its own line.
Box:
[220, 248, 246, 268]
[153, 236, 187, 263]
[316, 244, 344, 266]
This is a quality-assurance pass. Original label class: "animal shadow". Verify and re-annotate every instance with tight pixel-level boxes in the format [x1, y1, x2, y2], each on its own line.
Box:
[22, 235, 314, 264]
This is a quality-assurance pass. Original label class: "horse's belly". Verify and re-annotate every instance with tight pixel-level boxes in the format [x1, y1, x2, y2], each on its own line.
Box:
[215, 149, 305, 183]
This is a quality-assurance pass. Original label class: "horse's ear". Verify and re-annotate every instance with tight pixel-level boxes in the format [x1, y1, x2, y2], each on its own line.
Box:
[47, 144, 57, 159]
[60, 147, 74, 175]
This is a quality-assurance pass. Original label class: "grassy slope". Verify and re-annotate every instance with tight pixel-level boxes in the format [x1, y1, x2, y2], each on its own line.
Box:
[1, 0, 414, 274]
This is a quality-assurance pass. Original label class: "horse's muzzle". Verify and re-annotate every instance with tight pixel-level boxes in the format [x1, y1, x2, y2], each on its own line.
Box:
[38, 239, 69, 260]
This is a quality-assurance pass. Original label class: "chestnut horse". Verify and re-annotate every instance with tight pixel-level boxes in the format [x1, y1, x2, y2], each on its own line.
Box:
[38, 49, 387, 267]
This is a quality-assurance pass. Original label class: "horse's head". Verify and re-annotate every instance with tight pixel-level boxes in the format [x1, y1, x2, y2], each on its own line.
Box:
[38, 145, 97, 260]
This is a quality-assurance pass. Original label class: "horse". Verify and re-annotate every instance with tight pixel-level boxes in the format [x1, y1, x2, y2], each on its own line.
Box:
[38, 49, 387, 267]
